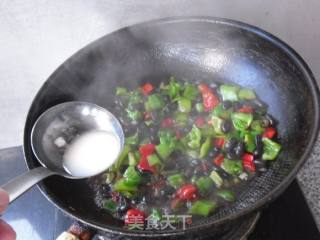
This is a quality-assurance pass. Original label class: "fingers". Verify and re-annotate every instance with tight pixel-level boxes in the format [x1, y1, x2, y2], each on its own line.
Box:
[0, 188, 9, 214]
[0, 219, 16, 240]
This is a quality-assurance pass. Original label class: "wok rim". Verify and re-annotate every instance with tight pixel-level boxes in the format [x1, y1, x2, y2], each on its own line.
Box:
[23, 16, 320, 237]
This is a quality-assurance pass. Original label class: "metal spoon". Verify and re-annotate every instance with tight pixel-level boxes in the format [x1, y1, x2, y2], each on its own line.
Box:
[1, 101, 124, 202]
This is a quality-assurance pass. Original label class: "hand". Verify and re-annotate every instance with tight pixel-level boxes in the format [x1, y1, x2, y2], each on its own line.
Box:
[0, 188, 16, 240]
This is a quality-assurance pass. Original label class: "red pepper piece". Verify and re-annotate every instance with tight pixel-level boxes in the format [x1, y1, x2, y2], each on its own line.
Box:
[175, 130, 182, 139]
[242, 153, 256, 172]
[138, 155, 156, 173]
[213, 154, 224, 166]
[176, 184, 198, 201]
[198, 83, 220, 112]
[111, 192, 120, 202]
[141, 83, 154, 95]
[213, 138, 225, 148]
[262, 127, 276, 139]
[125, 209, 145, 225]
[143, 112, 152, 121]
[139, 144, 155, 156]
[195, 116, 205, 128]
[161, 117, 174, 128]
[238, 105, 253, 113]
[138, 144, 156, 173]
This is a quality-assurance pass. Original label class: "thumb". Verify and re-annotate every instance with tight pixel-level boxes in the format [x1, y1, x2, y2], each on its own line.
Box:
[0, 188, 9, 214]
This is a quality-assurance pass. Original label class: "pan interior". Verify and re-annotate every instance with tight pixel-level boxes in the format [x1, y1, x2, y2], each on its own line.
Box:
[23, 18, 318, 234]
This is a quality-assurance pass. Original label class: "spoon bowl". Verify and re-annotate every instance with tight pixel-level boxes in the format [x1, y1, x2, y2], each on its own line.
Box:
[1, 101, 124, 202]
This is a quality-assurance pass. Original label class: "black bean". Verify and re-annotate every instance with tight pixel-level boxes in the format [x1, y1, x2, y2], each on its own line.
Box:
[222, 101, 232, 110]
[160, 185, 176, 197]
[233, 102, 242, 110]
[225, 151, 235, 160]
[221, 120, 232, 133]
[224, 138, 237, 151]
[234, 142, 245, 158]
[254, 135, 263, 157]
[117, 196, 130, 213]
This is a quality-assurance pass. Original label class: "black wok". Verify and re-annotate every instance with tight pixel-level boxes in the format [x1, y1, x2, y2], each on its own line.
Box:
[23, 17, 319, 238]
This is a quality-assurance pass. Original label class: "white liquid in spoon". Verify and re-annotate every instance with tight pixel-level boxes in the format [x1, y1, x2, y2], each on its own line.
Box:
[62, 130, 121, 178]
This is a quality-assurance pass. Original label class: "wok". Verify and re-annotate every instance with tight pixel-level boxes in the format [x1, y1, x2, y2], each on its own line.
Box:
[23, 17, 319, 238]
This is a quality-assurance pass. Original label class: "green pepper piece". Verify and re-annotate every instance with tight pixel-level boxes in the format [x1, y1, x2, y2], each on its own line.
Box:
[123, 166, 142, 185]
[167, 174, 185, 188]
[188, 200, 217, 216]
[262, 138, 281, 160]
[216, 189, 236, 202]
[156, 144, 172, 160]
[195, 102, 204, 113]
[125, 132, 139, 146]
[219, 84, 240, 101]
[209, 170, 223, 188]
[160, 77, 182, 100]
[183, 83, 198, 100]
[150, 208, 162, 222]
[147, 154, 162, 166]
[231, 113, 253, 131]
[186, 125, 202, 149]
[128, 152, 138, 166]
[199, 137, 211, 158]
[104, 199, 117, 213]
[174, 112, 188, 126]
[244, 133, 256, 153]
[238, 89, 256, 100]
[251, 120, 264, 134]
[210, 115, 224, 134]
[211, 104, 232, 119]
[145, 94, 165, 111]
[126, 108, 142, 122]
[196, 176, 213, 195]
[221, 159, 243, 176]
[128, 91, 142, 105]
[110, 145, 131, 171]
[178, 97, 192, 113]
[116, 87, 128, 95]
[186, 149, 199, 158]
[113, 178, 138, 192]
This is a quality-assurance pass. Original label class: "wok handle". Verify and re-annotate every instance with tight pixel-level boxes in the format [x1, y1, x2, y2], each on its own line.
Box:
[1, 166, 55, 203]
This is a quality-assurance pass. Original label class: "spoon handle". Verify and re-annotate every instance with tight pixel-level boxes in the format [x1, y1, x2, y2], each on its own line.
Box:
[1, 167, 55, 203]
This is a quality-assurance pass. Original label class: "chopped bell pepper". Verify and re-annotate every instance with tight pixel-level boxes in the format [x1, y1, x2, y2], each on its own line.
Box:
[195, 102, 204, 113]
[183, 83, 198, 100]
[262, 127, 277, 139]
[167, 174, 185, 188]
[244, 133, 256, 153]
[104, 199, 117, 213]
[238, 105, 253, 114]
[188, 200, 216, 216]
[145, 94, 165, 111]
[123, 166, 142, 185]
[251, 120, 265, 135]
[116, 87, 128, 95]
[174, 112, 188, 126]
[147, 154, 161, 166]
[242, 153, 255, 172]
[219, 84, 239, 101]
[213, 137, 225, 148]
[210, 115, 224, 134]
[199, 137, 211, 158]
[113, 178, 138, 192]
[186, 125, 202, 149]
[141, 83, 154, 95]
[195, 116, 206, 128]
[198, 83, 220, 111]
[161, 117, 174, 128]
[125, 132, 139, 146]
[238, 88, 256, 100]
[213, 154, 224, 166]
[262, 138, 281, 160]
[176, 184, 198, 201]
[196, 176, 213, 195]
[212, 103, 232, 119]
[216, 189, 236, 202]
[231, 112, 253, 131]
[221, 159, 243, 176]
[178, 97, 192, 113]
[210, 170, 223, 188]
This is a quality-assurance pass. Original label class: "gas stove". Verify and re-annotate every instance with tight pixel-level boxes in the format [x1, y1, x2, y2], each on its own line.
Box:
[1, 147, 319, 239]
